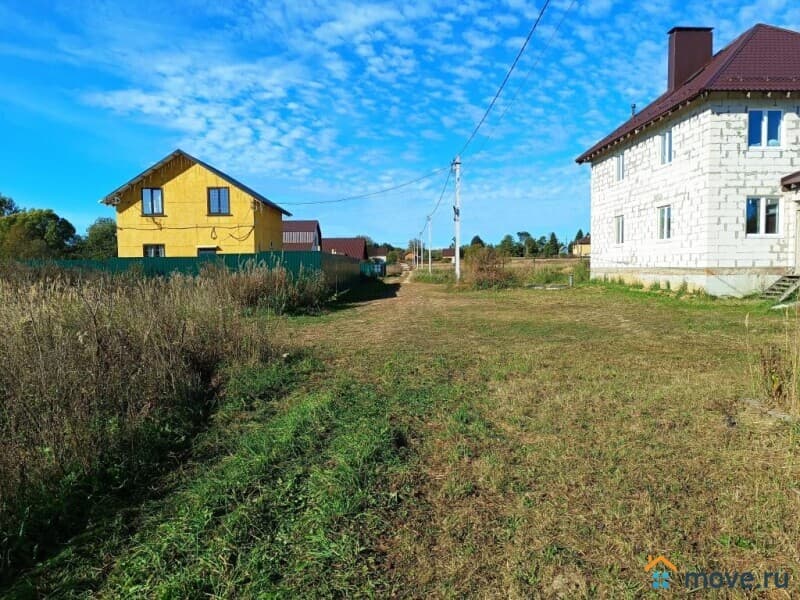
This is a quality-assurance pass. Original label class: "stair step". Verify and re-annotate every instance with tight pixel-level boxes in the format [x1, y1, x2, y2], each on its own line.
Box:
[763, 275, 800, 303]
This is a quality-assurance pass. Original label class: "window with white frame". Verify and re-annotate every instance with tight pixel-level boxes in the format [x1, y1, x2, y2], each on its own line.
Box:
[141, 188, 163, 215]
[143, 244, 165, 258]
[614, 215, 624, 244]
[615, 153, 625, 181]
[747, 110, 781, 147]
[660, 128, 673, 164]
[658, 205, 672, 239]
[745, 197, 780, 235]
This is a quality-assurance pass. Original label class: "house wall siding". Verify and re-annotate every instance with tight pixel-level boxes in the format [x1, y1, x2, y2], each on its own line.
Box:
[115, 158, 283, 257]
[589, 92, 800, 295]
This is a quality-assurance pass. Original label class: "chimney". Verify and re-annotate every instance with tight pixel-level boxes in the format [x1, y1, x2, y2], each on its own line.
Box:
[667, 27, 713, 92]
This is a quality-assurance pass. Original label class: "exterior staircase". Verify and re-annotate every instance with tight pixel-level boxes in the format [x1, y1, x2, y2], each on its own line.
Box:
[762, 275, 800, 303]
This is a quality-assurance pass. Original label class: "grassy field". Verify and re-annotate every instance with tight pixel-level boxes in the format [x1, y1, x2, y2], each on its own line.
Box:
[5, 275, 799, 597]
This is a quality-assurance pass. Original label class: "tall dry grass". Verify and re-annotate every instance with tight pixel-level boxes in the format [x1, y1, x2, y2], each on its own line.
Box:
[747, 307, 800, 416]
[0, 262, 329, 577]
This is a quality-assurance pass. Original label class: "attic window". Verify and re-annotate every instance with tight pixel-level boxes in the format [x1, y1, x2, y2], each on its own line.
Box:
[208, 187, 230, 215]
[142, 188, 163, 215]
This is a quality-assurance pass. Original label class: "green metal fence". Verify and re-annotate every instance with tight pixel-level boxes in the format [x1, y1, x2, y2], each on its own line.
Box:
[26, 251, 366, 290]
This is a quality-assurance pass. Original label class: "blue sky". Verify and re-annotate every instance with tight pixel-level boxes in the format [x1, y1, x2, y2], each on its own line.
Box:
[0, 0, 797, 248]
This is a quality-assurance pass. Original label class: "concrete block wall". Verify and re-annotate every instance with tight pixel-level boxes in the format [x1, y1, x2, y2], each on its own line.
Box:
[589, 92, 800, 296]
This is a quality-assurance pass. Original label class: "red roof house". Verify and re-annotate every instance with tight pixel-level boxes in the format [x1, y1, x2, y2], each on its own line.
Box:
[575, 23, 800, 297]
[322, 237, 368, 260]
[283, 220, 322, 251]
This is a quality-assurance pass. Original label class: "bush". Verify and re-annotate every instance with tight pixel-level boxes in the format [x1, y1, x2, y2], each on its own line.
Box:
[464, 247, 515, 289]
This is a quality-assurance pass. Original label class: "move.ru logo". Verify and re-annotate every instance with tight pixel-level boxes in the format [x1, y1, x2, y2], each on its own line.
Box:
[645, 555, 678, 590]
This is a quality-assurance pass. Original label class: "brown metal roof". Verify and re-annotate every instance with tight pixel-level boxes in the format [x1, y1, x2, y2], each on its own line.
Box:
[322, 237, 368, 260]
[100, 149, 291, 216]
[282, 220, 321, 233]
[367, 245, 390, 257]
[782, 171, 800, 191]
[576, 24, 800, 164]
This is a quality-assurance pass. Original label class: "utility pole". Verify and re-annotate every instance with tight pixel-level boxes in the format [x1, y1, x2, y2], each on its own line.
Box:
[453, 156, 462, 282]
[427, 216, 432, 274]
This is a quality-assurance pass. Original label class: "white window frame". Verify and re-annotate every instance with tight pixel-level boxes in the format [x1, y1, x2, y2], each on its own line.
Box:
[660, 128, 673, 165]
[747, 109, 782, 148]
[745, 197, 781, 237]
[614, 215, 624, 244]
[143, 244, 165, 258]
[615, 152, 625, 181]
[657, 205, 672, 240]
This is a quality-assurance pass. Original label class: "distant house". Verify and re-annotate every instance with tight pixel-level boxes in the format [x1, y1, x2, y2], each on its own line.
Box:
[573, 235, 591, 257]
[101, 149, 290, 257]
[322, 237, 368, 260]
[367, 245, 390, 262]
[283, 220, 322, 251]
[441, 248, 463, 264]
[576, 24, 800, 296]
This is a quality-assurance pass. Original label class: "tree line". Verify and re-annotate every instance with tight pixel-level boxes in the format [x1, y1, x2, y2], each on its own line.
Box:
[404, 229, 587, 260]
[0, 193, 117, 260]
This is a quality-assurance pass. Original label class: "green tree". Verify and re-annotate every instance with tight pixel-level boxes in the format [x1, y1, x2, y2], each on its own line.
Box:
[0, 193, 20, 217]
[0, 209, 78, 259]
[542, 232, 560, 258]
[517, 231, 533, 257]
[498, 234, 522, 257]
[356, 234, 375, 247]
[470, 235, 485, 247]
[386, 249, 401, 264]
[81, 217, 118, 259]
[574, 228, 585, 241]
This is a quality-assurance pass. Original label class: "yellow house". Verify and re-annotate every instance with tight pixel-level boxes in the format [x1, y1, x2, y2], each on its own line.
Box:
[100, 149, 291, 257]
[572, 234, 591, 258]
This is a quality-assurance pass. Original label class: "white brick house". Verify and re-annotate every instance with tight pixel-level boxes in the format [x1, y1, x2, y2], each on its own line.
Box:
[577, 24, 800, 296]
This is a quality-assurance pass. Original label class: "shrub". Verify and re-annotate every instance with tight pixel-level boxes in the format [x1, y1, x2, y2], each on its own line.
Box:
[464, 247, 514, 289]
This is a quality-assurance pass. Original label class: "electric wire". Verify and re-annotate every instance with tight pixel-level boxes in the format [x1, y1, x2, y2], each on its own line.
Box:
[468, 0, 579, 159]
[280, 165, 449, 206]
[456, 0, 553, 157]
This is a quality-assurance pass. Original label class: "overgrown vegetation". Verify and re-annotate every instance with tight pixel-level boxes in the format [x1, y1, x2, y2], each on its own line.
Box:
[0, 262, 330, 581]
[748, 307, 800, 416]
[3, 273, 796, 597]
[414, 269, 455, 284]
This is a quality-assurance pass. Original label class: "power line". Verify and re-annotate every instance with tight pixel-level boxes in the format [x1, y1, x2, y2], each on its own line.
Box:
[469, 0, 578, 159]
[457, 0, 553, 157]
[428, 166, 452, 219]
[281, 165, 449, 206]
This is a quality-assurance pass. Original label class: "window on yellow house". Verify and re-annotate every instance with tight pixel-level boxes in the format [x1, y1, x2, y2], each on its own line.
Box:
[208, 187, 230, 215]
[142, 188, 163, 215]
[143, 244, 165, 257]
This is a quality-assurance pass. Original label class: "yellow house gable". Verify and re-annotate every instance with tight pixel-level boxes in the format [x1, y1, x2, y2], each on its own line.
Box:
[101, 150, 291, 258]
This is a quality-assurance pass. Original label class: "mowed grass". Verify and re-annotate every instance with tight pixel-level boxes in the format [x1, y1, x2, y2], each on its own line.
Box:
[5, 278, 798, 597]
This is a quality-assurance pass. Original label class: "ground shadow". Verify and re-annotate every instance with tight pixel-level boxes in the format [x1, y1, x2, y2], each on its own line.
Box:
[330, 278, 401, 312]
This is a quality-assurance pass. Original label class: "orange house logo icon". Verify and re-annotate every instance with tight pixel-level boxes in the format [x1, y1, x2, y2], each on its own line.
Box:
[645, 555, 679, 590]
